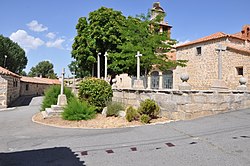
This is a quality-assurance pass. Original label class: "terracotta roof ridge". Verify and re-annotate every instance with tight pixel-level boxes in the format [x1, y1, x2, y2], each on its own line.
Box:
[0, 66, 21, 78]
[225, 43, 250, 54]
[176, 32, 228, 48]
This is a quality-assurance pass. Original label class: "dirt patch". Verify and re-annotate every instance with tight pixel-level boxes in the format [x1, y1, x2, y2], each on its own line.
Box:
[32, 112, 171, 129]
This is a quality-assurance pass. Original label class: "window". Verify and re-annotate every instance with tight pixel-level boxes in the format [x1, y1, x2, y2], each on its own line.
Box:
[236, 67, 243, 76]
[26, 84, 29, 91]
[196, 47, 202, 55]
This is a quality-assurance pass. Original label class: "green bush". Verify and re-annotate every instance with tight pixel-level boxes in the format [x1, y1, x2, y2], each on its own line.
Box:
[138, 99, 160, 118]
[140, 114, 151, 124]
[41, 85, 75, 111]
[126, 106, 139, 122]
[106, 101, 124, 117]
[62, 99, 96, 121]
[78, 77, 113, 112]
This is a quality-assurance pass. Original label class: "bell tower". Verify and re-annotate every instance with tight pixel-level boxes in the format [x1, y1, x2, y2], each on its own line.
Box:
[151, 2, 172, 37]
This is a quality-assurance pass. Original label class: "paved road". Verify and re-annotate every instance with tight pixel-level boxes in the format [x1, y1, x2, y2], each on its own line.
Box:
[0, 96, 250, 166]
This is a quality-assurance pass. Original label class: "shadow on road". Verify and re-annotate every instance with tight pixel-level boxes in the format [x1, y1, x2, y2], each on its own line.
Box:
[9, 95, 38, 107]
[0, 147, 85, 166]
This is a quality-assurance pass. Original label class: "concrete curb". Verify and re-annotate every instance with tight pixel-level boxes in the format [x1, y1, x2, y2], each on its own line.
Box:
[0, 107, 16, 112]
[31, 113, 174, 130]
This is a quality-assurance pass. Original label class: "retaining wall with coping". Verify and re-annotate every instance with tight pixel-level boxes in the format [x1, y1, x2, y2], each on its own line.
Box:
[112, 88, 250, 120]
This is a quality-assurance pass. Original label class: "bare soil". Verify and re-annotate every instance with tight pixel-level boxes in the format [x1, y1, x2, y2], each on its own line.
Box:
[32, 112, 171, 129]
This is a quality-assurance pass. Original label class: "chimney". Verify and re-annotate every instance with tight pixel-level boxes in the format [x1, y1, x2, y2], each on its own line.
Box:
[241, 25, 250, 40]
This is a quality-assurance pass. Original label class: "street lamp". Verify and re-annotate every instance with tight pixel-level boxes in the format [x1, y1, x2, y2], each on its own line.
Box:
[4, 55, 7, 68]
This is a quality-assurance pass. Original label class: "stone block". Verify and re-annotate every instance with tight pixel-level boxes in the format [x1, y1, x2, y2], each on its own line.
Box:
[172, 94, 192, 105]
[201, 103, 217, 111]
[206, 94, 224, 104]
[57, 94, 67, 106]
[139, 93, 151, 101]
[124, 92, 137, 99]
[216, 102, 229, 112]
[102, 107, 107, 117]
[51, 105, 64, 111]
[133, 80, 144, 89]
[159, 101, 177, 112]
[192, 94, 207, 103]
[118, 111, 126, 117]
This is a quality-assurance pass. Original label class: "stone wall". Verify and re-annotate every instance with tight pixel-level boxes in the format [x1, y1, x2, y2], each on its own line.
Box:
[112, 88, 250, 120]
[175, 39, 250, 90]
[0, 75, 8, 108]
[0, 75, 21, 107]
[20, 82, 50, 96]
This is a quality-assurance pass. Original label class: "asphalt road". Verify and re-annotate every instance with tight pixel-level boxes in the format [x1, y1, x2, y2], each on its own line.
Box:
[0, 96, 250, 166]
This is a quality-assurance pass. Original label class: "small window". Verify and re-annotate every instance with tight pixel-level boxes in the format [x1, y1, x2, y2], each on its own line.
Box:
[236, 67, 243, 76]
[26, 84, 29, 91]
[196, 47, 201, 55]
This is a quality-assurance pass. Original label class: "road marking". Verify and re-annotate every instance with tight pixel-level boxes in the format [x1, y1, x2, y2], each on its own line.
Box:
[130, 147, 137, 151]
[81, 151, 88, 156]
[165, 143, 175, 147]
[106, 149, 114, 154]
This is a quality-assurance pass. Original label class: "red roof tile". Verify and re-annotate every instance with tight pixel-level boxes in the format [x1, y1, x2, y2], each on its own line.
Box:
[177, 26, 250, 49]
[21, 76, 60, 85]
[0, 66, 21, 78]
[226, 44, 250, 55]
[176, 32, 227, 48]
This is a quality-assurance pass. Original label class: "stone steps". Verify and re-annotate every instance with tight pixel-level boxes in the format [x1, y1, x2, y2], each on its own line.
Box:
[41, 105, 64, 119]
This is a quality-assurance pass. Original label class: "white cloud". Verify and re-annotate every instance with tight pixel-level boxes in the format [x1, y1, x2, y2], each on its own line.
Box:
[176, 40, 190, 46]
[46, 32, 56, 39]
[27, 20, 48, 32]
[46, 38, 65, 49]
[9, 30, 44, 51]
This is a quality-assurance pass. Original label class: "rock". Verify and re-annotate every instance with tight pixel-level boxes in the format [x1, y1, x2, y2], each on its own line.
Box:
[118, 111, 126, 117]
[102, 107, 107, 117]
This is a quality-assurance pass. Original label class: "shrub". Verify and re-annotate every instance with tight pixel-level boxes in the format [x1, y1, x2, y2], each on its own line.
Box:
[106, 101, 124, 117]
[126, 106, 139, 122]
[62, 99, 96, 121]
[140, 114, 150, 124]
[138, 99, 160, 118]
[78, 77, 113, 112]
[41, 85, 75, 111]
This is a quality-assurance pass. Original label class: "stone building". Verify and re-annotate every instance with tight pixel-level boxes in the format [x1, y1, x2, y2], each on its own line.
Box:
[174, 25, 250, 90]
[20, 76, 60, 96]
[0, 66, 21, 108]
[0, 66, 60, 108]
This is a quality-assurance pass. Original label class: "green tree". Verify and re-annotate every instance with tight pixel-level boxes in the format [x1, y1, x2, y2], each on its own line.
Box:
[108, 13, 186, 76]
[71, 7, 126, 77]
[0, 35, 27, 74]
[28, 61, 57, 78]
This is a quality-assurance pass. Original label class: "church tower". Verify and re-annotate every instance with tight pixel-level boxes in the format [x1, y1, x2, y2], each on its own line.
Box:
[151, 2, 172, 37]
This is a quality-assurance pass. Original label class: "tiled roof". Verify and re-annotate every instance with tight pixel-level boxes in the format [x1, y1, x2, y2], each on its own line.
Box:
[176, 32, 228, 48]
[21, 76, 60, 85]
[176, 31, 250, 49]
[0, 66, 21, 78]
[226, 44, 250, 55]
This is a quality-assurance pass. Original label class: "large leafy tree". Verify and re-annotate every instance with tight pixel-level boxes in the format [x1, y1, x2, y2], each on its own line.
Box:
[108, 13, 186, 76]
[71, 7, 186, 77]
[0, 35, 27, 74]
[71, 7, 126, 77]
[28, 61, 57, 79]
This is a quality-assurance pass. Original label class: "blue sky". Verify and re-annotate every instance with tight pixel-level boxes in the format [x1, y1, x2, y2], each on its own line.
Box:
[1, 0, 249, 76]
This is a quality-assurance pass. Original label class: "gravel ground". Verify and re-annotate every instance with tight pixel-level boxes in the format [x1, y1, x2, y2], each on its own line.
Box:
[32, 112, 171, 129]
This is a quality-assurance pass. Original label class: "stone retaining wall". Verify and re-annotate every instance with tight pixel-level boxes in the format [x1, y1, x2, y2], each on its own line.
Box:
[112, 88, 250, 120]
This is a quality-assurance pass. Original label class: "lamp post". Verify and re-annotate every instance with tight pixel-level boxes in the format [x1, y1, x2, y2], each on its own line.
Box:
[4, 55, 7, 68]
